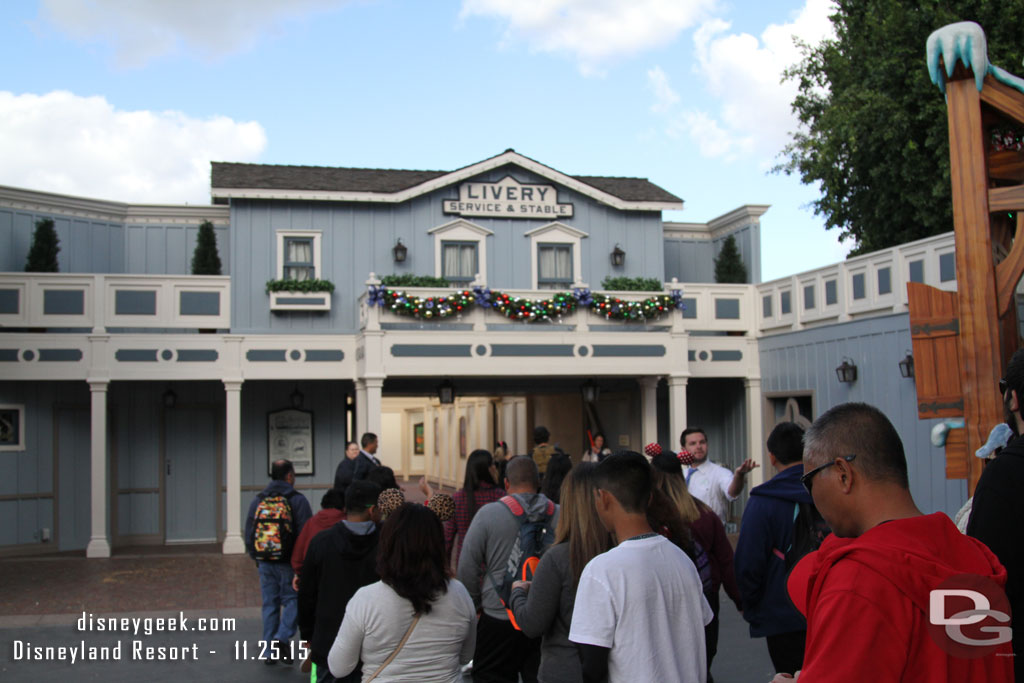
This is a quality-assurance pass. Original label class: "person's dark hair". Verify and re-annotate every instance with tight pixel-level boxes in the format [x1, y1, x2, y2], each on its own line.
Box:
[367, 466, 399, 491]
[534, 426, 550, 444]
[505, 455, 540, 490]
[680, 427, 707, 450]
[1005, 348, 1024, 404]
[377, 503, 449, 614]
[360, 432, 377, 449]
[650, 451, 683, 475]
[320, 488, 345, 510]
[804, 402, 908, 488]
[594, 451, 652, 514]
[345, 480, 382, 514]
[463, 449, 498, 520]
[270, 459, 294, 481]
[592, 432, 606, 446]
[767, 422, 805, 465]
[344, 440, 358, 450]
[647, 486, 694, 557]
[541, 451, 573, 504]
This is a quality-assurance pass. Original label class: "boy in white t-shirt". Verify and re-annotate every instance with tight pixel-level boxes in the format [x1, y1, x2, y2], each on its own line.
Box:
[569, 451, 713, 683]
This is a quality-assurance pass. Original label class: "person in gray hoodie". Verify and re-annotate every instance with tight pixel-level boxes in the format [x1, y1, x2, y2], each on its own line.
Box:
[458, 456, 559, 683]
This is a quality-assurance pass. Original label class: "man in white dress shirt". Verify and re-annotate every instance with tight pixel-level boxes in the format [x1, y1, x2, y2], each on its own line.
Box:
[681, 427, 758, 522]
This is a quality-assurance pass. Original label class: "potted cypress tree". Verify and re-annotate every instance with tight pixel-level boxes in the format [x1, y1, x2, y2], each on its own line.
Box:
[714, 235, 747, 283]
[25, 218, 60, 272]
[191, 220, 222, 332]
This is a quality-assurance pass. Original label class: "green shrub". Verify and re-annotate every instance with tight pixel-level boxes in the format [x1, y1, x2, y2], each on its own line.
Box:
[191, 220, 222, 275]
[25, 218, 60, 272]
[379, 274, 451, 287]
[265, 279, 335, 294]
[600, 276, 663, 291]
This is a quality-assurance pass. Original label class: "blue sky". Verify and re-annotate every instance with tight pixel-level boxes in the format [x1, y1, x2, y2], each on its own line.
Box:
[0, 0, 849, 281]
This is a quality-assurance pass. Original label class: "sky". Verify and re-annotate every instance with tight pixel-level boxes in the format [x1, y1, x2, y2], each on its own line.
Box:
[0, 0, 852, 282]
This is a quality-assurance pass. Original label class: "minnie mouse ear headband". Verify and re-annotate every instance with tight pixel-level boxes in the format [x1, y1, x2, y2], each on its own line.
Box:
[377, 488, 406, 518]
[677, 450, 696, 466]
[426, 492, 455, 522]
[644, 443, 662, 458]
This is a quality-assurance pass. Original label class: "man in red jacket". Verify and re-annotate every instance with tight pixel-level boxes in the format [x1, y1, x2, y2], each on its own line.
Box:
[773, 402, 1013, 682]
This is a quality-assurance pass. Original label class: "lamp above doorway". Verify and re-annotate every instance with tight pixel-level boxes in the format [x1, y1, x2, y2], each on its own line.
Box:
[162, 388, 177, 408]
[437, 379, 455, 404]
[581, 379, 600, 403]
[290, 386, 304, 409]
[835, 358, 858, 384]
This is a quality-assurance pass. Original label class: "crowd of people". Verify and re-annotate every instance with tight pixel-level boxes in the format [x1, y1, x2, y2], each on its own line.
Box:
[244, 379, 1024, 682]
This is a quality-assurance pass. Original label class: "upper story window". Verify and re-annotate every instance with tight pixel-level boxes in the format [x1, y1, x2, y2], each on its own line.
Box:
[429, 219, 493, 284]
[537, 244, 573, 289]
[442, 241, 478, 283]
[525, 222, 588, 290]
[276, 230, 322, 281]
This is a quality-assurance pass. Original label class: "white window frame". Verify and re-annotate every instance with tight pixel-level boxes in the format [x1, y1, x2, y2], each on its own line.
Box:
[0, 404, 26, 452]
[275, 230, 322, 281]
[428, 219, 493, 284]
[525, 222, 588, 289]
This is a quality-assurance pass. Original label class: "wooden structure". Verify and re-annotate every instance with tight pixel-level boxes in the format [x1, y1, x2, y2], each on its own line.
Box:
[912, 63, 1024, 493]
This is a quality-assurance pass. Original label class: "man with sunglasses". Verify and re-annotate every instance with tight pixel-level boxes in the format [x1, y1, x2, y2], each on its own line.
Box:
[968, 349, 1024, 680]
[772, 402, 1012, 682]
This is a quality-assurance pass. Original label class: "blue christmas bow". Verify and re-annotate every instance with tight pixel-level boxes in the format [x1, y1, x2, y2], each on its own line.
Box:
[572, 288, 593, 306]
[368, 285, 387, 307]
[472, 286, 493, 308]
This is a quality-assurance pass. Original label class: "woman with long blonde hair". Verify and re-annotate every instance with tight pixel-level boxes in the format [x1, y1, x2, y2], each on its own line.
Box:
[651, 451, 742, 681]
[507, 462, 612, 683]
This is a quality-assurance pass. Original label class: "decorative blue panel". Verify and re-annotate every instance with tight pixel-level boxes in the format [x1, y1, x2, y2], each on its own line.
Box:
[715, 299, 740, 320]
[803, 285, 815, 310]
[681, 298, 697, 319]
[711, 350, 743, 361]
[688, 350, 696, 361]
[305, 350, 344, 362]
[780, 291, 791, 315]
[877, 267, 892, 295]
[391, 345, 472, 357]
[939, 253, 955, 282]
[591, 345, 666, 357]
[908, 260, 924, 284]
[43, 290, 84, 315]
[825, 280, 838, 306]
[247, 350, 287, 362]
[490, 344, 574, 357]
[852, 273, 866, 300]
[0, 290, 18, 314]
[0, 349, 17, 362]
[115, 290, 157, 316]
[176, 350, 218, 362]
[115, 349, 158, 362]
[179, 291, 220, 316]
[38, 349, 83, 362]
[762, 295, 772, 318]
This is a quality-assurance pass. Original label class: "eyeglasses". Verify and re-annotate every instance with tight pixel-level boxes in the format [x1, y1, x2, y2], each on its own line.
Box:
[1000, 379, 1009, 395]
[801, 454, 857, 494]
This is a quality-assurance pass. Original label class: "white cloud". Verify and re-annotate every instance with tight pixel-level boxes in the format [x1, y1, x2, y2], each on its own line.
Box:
[0, 91, 266, 203]
[685, 0, 835, 160]
[460, 0, 717, 75]
[40, 0, 348, 67]
[647, 66, 680, 113]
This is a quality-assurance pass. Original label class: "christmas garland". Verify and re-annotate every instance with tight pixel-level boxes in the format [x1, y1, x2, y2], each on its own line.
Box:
[991, 126, 1024, 153]
[367, 285, 684, 323]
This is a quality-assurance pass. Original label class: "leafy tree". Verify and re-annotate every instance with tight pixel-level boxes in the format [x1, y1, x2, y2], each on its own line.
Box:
[714, 235, 747, 283]
[191, 220, 222, 275]
[777, 1, 1024, 255]
[25, 218, 60, 272]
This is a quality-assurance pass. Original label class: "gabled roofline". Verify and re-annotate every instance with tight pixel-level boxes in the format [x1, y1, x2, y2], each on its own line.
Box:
[212, 151, 685, 212]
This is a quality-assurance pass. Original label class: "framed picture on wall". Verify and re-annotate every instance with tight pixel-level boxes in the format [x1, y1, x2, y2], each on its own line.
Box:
[413, 422, 425, 455]
[0, 405, 24, 451]
[267, 408, 314, 476]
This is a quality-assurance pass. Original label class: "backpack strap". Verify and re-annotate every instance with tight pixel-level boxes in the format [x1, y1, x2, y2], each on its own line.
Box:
[545, 500, 555, 516]
[499, 495, 525, 517]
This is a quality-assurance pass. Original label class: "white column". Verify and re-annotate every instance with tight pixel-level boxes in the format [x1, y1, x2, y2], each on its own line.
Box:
[222, 380, 245, 554]
[364, 378, 384, 442]
[86, 380, 111, 558]
[639, 377, 660, 449]
[355, 380, 368, 437]
[514, 399, 528, 457]
[745, 378, 766, 488]
[668, 375, 689, 453]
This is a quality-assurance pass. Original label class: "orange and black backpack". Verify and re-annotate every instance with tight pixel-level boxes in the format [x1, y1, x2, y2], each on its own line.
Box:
[489, 495, 556, 630]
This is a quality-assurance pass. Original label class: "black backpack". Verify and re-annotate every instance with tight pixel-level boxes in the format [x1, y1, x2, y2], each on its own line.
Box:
[489, 495, 556, 630]
[784, 502, 830, 572]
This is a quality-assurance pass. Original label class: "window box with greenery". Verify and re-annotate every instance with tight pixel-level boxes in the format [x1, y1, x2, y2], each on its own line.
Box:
[266, 278, 335, 311]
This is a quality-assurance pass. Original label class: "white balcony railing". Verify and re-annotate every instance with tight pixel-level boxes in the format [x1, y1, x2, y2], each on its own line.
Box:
[0, 273, 231, 331]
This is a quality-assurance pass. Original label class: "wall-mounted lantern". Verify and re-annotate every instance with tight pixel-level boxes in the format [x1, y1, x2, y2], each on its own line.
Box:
[162, 388, 177, 408]
[835, 358, 858, 384]
[581, 379, 600, 403]
[290, 387, 305, 409]
[610, 244, 625, 267]
[437, 379, 455, 404]
[393, 238, 408, 263]
[898, 351, 914, 379]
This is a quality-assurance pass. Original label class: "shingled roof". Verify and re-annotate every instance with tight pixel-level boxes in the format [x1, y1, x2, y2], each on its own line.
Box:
[211, 157, 682, 205]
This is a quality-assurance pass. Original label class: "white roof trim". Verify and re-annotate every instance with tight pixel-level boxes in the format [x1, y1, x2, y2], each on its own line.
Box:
[212, 152, 684, 212]
[0, 185, 229, 225]
[523, 221, 589, 239]
[426, 218, 495, 236]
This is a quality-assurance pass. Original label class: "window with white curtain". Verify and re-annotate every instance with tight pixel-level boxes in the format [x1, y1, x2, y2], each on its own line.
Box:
[284, 237, 315, 281]
[442, 241, 478, 282]
[537, 243, 573, 289]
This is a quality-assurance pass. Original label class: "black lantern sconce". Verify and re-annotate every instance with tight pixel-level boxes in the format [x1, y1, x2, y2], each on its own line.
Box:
[898, 351, 914, 379]
[610, 244, 625, 267]
[290, 386, 304, 409]
[437, 379, 455, 405]
[392, 238, 408, 263]
[162, 388, 177, 409]
[580, 379, 600, 403]
[835, 358, 858, 384]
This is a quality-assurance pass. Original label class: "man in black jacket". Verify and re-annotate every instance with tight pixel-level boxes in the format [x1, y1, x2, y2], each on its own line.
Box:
[968, 347, 1024, 681]
[298, 480, 382, 683]
[333, 433, 381, 491]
